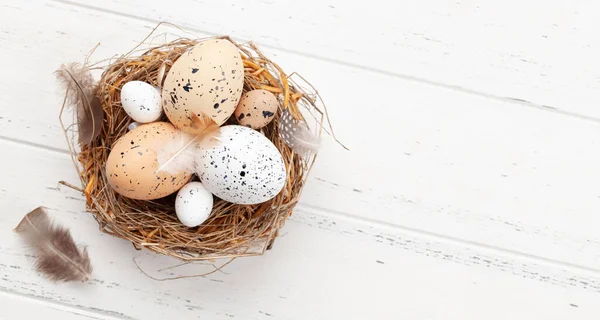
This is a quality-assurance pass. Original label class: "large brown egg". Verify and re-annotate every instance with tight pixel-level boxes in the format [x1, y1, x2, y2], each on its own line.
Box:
[234, 89, 279, 129]
[162, 39, 244, 132]
[105, 122, 193, 200]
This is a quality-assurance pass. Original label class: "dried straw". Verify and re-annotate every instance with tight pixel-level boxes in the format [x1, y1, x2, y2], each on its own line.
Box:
[59, 29, 341, 261]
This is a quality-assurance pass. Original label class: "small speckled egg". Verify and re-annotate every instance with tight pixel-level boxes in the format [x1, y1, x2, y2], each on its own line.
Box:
[195, 125, 286, 205]
[175, 181, 214, 227]
[106, 122, 193, 200]
[234, 89, 279, 129]
[162, 39, 244, 132]
[121, 81, 163, 123]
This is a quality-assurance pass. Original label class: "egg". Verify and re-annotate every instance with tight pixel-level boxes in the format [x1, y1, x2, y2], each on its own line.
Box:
[234, 89, 279, 129]
[175, 181, 214, 227]
[195, 125, 286, 205]
[162, 39, 244, 132]
[120, 81, 163, 123]
[106, 122, 193, 200]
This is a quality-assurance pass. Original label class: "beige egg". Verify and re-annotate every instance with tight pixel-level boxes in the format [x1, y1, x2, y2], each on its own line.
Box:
[162, 39, 244, 132]
[234, 89, 279, 129]
[105, 122, 193, 200]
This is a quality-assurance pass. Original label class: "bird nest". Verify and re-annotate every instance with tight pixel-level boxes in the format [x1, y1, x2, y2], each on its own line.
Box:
[59, 27, 341, 263]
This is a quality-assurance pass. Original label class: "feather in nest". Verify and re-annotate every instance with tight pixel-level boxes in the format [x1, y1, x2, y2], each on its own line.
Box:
[55, 62, 104, 146]
[156, 113, 221, 174]
[14, 207, 92, 282]
[278, 108, 321, 159]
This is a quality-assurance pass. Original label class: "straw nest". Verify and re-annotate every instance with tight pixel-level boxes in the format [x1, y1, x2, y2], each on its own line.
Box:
[60, 31, 340, 263]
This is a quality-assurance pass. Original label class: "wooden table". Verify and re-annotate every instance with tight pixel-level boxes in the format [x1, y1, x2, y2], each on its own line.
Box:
[1, 0, 599, 319]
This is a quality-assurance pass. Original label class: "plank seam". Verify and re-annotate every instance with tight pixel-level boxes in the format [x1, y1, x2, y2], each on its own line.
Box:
[2, 134, 600, 277]
[49, 0, 600, 125]
[294, 204, 600, 277]
[0, 136, 70, 155]
[0, 288, 128, 320]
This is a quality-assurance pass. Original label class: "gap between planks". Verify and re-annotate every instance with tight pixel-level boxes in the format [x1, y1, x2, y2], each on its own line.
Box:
[50, 0, 600, 125]
[3, 134, 600, 279]
[0, 288, 127, 320]
[299, 203, 600, 278]
[0, 136, 70, 155]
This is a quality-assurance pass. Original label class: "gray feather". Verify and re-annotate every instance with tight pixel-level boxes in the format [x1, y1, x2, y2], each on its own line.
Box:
[14, 207, 92, 282]
[55, 62, 104, 146]
[278, 108, 321, 158]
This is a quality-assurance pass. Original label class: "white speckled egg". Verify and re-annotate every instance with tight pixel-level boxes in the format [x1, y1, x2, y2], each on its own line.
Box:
[120, 81, 163, 123]
[162, 39, 244, 132]
[195, 125, 286, 205]
[175, 181, 214, 227]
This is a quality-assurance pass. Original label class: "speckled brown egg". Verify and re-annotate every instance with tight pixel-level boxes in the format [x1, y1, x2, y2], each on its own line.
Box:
[105, 122, 193, 200]
[234, 89, 279, 129]
[162, 39, 244, 132]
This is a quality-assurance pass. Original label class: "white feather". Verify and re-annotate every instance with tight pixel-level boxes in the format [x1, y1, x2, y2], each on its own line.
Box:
[127, 122, 141, 131]
[278, 108, 321, 158]
[155, 130, 199, 175]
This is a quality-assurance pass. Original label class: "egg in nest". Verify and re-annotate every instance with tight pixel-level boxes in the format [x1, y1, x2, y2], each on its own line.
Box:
[195, 125, 287, 205]
[105, 122, 193, 200]
[234, 89, 279, 129]
[162, 39, 244, 132]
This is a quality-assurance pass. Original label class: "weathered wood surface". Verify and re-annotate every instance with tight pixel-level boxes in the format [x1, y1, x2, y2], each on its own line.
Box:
[1, 0, 599, 318]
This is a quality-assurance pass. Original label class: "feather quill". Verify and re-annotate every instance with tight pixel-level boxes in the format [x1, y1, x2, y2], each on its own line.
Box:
[156, 130, 198, 174]
[278, 108, 321, 158]
[14, 207, 92, 282]
[55, 62, 104, 146]
[155, 113, 220, 174]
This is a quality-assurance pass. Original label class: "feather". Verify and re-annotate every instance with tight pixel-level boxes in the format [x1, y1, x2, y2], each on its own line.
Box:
[190, 112, 222, 148]
[155, 113, 220, 174]
[156, 130, 198, 174]
[55, 62, 104, 146]
[128, 121, 141, 131]
[14, 207, 92, 282]
[278, 108, 321, 158]
[188, 112, 220, 139]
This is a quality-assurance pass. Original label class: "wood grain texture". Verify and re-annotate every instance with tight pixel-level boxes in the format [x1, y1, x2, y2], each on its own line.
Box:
[1, 0, 600, 318]
[0, 290, 117, 320]
[1, 1, 600, 270]
[61, 0, 600, 120]
[1, 139, 600, 319]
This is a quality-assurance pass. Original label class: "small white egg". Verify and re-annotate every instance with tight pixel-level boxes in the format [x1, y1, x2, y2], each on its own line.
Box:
[120, 81, 163, 123]
[175, 181, 214, 227]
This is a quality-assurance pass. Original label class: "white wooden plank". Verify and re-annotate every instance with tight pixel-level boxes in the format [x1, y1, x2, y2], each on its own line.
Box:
[1, 1, 600, 271]
[4, 0, 600, 318]
[59, 0, 600, 119]
[1, 139, 600, 319]
[0, 290, 114, 320]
